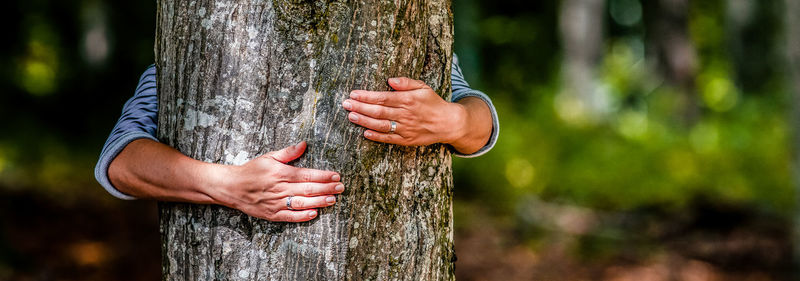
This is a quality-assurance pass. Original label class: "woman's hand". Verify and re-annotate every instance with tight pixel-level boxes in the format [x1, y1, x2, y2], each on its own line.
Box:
[212, 141, 344, 222]
[342, 77, 468, 146]
[111, 139, 343, 223]
[342, 77, 492, 154]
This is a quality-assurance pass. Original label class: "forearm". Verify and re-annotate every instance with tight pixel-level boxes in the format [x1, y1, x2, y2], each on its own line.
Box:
[108, 139, 226, 204]
[448, 97, 492, 155]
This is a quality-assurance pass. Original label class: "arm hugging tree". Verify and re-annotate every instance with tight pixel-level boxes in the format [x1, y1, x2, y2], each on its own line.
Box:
[155, 0, 455, 280]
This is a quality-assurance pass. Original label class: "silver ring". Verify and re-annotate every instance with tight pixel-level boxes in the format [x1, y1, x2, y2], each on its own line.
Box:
[286, 196, 295, 210]
[389, 121, 397, 134]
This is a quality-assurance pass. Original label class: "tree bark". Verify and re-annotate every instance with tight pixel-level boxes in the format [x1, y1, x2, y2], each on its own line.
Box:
[154, 1, 454, 280]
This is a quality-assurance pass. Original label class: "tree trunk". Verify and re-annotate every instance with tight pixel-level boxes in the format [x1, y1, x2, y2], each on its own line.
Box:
[642, 0, 699, 125]
[558, 0, 606, 123]
[154, 1, 455, 280]
[785, 0, 800, 277]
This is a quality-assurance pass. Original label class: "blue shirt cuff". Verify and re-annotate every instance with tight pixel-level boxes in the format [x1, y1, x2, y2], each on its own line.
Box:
[94, 132, 158, 200]
[451, 89, 500, 158]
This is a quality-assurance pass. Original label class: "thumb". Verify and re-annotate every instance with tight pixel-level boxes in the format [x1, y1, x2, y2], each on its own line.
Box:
[388, 77, 427, 91]
[267, 141, 306, 163]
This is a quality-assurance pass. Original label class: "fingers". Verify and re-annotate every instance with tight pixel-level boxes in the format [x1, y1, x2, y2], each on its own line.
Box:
[283, 166, 341, 183]
[271, 209, 319, 222]
[267, 141, 306, 163]
[347, 112, 393, 133]
[283, 182, 345, 196]
[263, 142, 341, 182]
[364, 130, 406, 145]
[388, 77, 428, 91]
[350, 90, 409, 107]
[287, 195, 337, 210]
[342, 99, 399, 119]
[266, 194, 338, 222]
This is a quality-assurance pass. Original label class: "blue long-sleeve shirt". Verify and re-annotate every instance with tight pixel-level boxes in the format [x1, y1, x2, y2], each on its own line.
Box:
[95, 55, 500, 199]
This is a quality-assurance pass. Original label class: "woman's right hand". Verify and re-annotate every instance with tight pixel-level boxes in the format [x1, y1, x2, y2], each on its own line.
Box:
[212, 141, 344, 222]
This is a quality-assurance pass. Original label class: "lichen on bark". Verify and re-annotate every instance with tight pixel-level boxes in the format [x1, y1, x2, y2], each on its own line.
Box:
[156, 0, 454, 280]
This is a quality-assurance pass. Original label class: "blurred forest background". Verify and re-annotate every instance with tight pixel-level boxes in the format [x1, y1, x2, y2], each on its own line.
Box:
[1, 0, 799, 280]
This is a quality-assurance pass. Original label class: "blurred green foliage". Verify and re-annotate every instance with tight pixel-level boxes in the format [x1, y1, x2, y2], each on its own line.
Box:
[452, 0, 793, 221]
[0, 0, 156, 203]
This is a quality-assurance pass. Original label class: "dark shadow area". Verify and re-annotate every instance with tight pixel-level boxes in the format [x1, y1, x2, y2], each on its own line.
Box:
[0, 190, 160, 280]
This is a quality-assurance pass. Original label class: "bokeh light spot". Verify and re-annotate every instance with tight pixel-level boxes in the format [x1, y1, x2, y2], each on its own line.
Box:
[615, 110, 648, 140]
[554, 92, 589, 126]
[609, 0, 642, 26]
[18, 23, 60, 96]
[702, 77, 739, 112]
[21, 59, 56, 96]
[505, 158, 535, 189]
[690, 121, 719, 153]
[68, 241, 109, 267]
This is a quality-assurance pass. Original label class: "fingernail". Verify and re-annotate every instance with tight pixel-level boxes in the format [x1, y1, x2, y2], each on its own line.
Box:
[389, 78, 400, 84]
[332, 174, 340, 181]
[326, 196, 336, 204]
[348, 113, 358, 122]
[309, 210, 317, 217]
[350, 91, 359, 99]
[342, 100, 352, 110]
[364, 131, 373, 137]
[335, 184, 344, 192]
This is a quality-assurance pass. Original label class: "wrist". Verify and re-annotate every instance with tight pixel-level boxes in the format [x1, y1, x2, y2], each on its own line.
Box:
[446, 97, 492, 155]
[441, 102, 469, 146]
[193, 161, 234, 205]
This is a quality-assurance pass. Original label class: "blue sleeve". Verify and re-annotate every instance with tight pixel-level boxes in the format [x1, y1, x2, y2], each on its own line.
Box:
[94, 64, 159, 200]
[450, 54, 500, 158]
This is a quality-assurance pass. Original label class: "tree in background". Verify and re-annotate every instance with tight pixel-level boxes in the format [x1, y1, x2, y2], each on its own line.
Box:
[155, 0, 455, 279]
[786, 0, 800, 275]
[643, 0, 699, 125]
[557, 0, 607, 124]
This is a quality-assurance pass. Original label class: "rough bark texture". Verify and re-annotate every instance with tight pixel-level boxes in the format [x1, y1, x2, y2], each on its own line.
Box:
[154, 0, 454, 280]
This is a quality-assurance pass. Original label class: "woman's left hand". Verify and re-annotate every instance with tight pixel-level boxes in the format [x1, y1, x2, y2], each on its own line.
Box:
[342, 77, 467, 146]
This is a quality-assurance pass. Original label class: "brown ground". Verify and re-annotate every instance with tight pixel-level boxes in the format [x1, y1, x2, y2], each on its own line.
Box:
[0, 190, 792, 280]
[454, 202, 792, 281]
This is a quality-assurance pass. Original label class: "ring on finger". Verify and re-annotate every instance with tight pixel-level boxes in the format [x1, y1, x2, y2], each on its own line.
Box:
[286, 196, 295, 210]
[388, 120, 397, 134]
